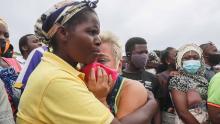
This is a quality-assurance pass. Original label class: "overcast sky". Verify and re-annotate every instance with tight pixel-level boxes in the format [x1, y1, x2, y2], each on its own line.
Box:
[1, 0, 220, 53]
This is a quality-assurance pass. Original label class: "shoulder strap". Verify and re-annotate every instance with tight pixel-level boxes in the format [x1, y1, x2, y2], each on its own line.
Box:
[107, 76, 124, 116]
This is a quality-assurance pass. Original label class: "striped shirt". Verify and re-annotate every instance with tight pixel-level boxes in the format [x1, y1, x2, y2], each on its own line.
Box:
[15, 46, 48, 90]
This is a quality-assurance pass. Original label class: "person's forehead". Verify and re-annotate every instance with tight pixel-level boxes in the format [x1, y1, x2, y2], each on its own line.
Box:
[76, 12, 100, 29]
[27, 35, 38, 41]
[206, 44, 217, 51]
[134, 44, 147, 50]
[169, 49, 177, 56]
[183, 50, 199, 57]
[0, 23, 8, 33]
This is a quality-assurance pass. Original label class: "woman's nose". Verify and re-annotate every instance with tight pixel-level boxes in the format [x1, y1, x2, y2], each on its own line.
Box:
[94, 35, 101, 46]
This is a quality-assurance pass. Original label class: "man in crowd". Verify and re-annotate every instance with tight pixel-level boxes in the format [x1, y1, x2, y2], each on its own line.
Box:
[200, 42, 220, 81]
[122, 37, 160, 96]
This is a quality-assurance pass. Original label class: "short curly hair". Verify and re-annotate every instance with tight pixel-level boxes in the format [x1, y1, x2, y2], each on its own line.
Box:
[125, 37, 147, 57]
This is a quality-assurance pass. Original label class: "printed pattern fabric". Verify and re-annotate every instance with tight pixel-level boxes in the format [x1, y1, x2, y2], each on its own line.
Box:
[0, 67, 18, 114]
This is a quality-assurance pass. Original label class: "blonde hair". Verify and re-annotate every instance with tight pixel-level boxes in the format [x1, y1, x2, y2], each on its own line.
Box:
[0, 18, 8, 28]
[100, 31, 122, 65]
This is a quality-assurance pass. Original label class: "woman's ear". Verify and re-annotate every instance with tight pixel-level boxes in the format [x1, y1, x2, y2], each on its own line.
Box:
[21, 45, 28, 51]
[56, 26, 69, 42]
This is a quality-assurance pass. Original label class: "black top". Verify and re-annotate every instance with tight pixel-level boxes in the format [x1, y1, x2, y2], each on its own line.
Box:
[122, 70, 162, 100]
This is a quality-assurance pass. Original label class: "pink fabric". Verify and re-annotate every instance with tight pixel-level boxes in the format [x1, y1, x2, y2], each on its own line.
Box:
[81, 62, 119, 82]
[2, 58, 22, 73]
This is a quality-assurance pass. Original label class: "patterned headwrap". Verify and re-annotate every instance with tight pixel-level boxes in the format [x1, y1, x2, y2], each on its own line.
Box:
[169, 44, 208, 99]
[0, 18, 11, 55]
[34, 0, 99, 44]
[147, 51, 161, 65]
[176, 43, 205, 75]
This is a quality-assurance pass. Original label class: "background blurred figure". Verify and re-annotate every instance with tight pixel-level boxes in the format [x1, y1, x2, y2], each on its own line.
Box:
[0, 18, 21, 117]
[169, 44, 209, 124]
[157, 47, 177, 124]
[145, 51, 161, 75]
[200, 42, 220, 82]
[19, 34, 42, 60]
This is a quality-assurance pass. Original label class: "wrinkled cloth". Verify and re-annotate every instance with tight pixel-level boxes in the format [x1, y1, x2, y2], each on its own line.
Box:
[174, 106, 209, 124]
[0, 80, 15, 124]
[0, 67, 18, 114]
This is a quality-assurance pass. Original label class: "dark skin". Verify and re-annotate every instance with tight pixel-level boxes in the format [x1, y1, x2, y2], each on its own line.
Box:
[171, 50, 206, 124]
[0, 23, 11, 68]
[157, 48, 177, 113]
[22, 35, 42, 59]
[124, 44, 160, 124]
[202, 43, 218, 66]
[54, 11, 158, 124]
[125, 44, 148, 72]
[208, 105, 220, 124]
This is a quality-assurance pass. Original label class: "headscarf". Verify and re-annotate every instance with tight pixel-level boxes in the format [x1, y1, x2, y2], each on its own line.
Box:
[0, 18, 11, 56]
[34, 0, 99, 44]
[169, 44, 208, 99]
[147, 51, 161, 66]
[176, 43, 205, 75]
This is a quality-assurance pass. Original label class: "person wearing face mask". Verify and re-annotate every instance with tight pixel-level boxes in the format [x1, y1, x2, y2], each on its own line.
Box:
[169, 44, 209, 124]
[122, 37, 159, 91]
[0, 18, 21, 117]
[122, 37, 161, 124]
[200, 42, 220, 82]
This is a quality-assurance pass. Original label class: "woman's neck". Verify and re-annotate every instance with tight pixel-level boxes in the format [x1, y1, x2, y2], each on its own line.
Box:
[53, 50, 78, 68]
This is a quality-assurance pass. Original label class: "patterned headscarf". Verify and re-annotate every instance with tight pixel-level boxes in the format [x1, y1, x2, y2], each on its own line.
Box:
[147, 51, 161, 65]
[169, 44, 208, 99]
[34, 0, 99, 44]
[176, 43, 205, 75]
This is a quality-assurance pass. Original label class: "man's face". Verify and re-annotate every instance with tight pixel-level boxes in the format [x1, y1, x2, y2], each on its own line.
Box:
[132, 44, 148, 55]
[205, 44, 218, 55]
[97, 42, 119, 70]
[26, 35, 42, 52]
[167, 48, 177, 66]
[130, 44, 148, 69]
[64, 12, 101, 64]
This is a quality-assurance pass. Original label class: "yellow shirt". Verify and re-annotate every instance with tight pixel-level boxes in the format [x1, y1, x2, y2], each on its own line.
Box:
[17, 52, 113, 124]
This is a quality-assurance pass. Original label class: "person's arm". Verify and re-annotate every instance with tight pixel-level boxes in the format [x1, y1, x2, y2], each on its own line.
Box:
[87, 67, 158, 124]
[171, 89, 199, 124]
[208, 105, 220, 124]
[112, 91, 158, 124]
[116, 79, 148, 119]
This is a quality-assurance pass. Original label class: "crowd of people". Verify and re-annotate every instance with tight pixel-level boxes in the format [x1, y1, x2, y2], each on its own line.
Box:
[0, 0, 220, 124]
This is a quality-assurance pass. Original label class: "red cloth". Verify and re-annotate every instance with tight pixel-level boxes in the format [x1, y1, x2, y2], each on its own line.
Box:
[81, 62, 119, 82]
[2, 58, 22, 73]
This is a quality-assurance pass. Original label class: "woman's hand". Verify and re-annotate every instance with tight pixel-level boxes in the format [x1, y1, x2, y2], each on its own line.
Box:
[86, 66, 114, 104]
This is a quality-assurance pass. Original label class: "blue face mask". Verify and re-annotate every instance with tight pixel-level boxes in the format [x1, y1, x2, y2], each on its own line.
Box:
[182, 60, 201, 74]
